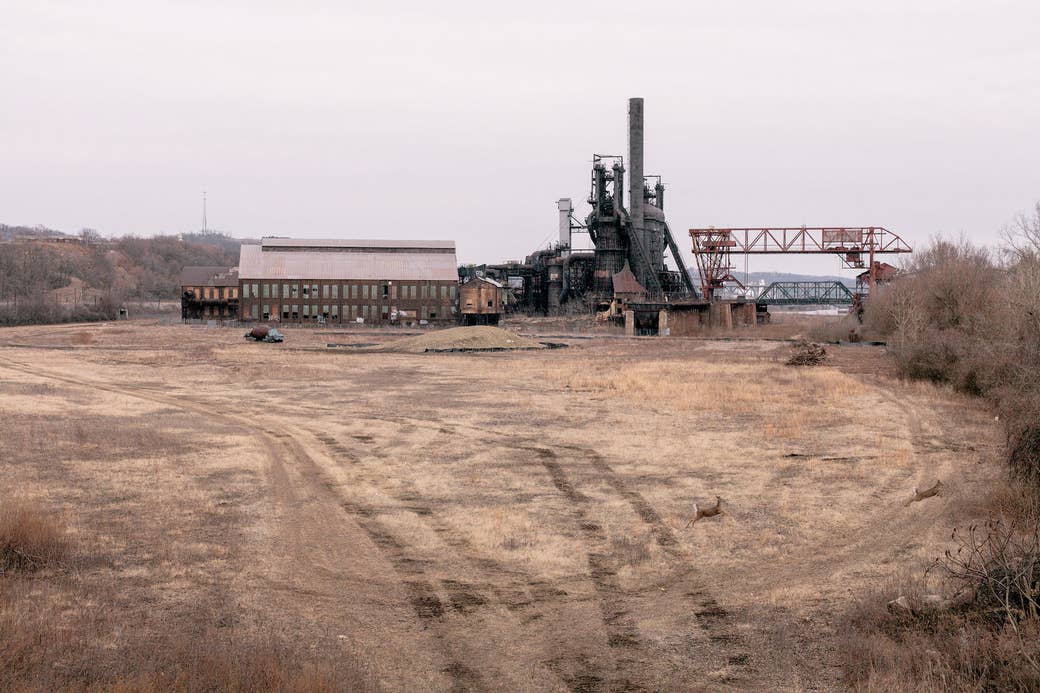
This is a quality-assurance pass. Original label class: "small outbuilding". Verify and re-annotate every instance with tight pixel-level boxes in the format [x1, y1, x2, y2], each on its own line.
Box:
[460, 276, 503, 325]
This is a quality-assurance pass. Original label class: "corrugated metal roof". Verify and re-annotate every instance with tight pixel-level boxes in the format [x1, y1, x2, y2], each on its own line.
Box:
[180, 266, 234, 286]
[238, 241, 459, 281]
[261, 238, 454, 250]
[465, 276, 502, 288]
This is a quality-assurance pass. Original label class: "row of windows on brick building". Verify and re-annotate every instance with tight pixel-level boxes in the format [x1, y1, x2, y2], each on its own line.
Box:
[241, 282, 456, 301]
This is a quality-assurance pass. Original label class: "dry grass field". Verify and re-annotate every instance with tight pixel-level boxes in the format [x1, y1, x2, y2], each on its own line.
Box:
[0, 320, 1006, 691]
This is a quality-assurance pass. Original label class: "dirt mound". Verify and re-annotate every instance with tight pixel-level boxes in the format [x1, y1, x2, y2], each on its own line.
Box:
[377, 326, 545, 353]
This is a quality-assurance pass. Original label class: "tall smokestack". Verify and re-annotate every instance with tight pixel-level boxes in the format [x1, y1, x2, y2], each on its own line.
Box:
[628, 97, 644, 233]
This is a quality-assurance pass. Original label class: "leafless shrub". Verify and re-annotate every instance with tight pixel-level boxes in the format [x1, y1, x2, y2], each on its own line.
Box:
[845, 209, 1040, 688]
[0, 498, 69, 573]
[862, 221, 1040, 481]
[936, 520, 1040, 634]
[840, 567, 1040, 691]
[807, 317, 860, 343]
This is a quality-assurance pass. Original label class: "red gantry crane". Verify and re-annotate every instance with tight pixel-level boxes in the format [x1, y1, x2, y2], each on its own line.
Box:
[688, 226, 912, 299]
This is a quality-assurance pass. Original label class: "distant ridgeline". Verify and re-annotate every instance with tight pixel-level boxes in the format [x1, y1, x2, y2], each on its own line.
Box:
[0, 224, 245, 325]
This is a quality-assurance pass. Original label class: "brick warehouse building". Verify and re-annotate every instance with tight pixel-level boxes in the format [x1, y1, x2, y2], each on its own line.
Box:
[237, 238, 459, 325]
[180, 266, 239, 320]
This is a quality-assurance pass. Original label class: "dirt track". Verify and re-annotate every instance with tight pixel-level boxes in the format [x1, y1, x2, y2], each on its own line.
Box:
[0, 322, 1005, 691]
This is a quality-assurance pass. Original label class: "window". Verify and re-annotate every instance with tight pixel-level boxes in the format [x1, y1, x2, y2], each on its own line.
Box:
[351, 285, 358, 299]
[302, 285, 310, 298]
[283, 283, 289, 298]
[487, 300, 493, 308]
[238, 285, 245, 299]
[291, 305, 299, 319]
[350, 305, 357, 319]
[251, 283, 258, 299]
[331, 305, 339, 319]
[271, 284, 279, 298]
[410, 285, 416, 299]
[430, 311, 437, 319]
[262, 284, 269, 299]
[362, 285, 369, 299]
[322, 304, 329, 316]
[450, 285, 456, 299]
[251, 304, 258, 319]
[382, 284, 389, 299]
[322, 284, 329, 299]
[262, 304, 269, 319]
[440, 285, 447, 299]
[282, 306, 290, 320]
[421, 284, 427, 299]
[302, 305, 309, 317]
[363, 305, 369, 319]
[371, 284, 378, 299]
[332, 284, 338, 299]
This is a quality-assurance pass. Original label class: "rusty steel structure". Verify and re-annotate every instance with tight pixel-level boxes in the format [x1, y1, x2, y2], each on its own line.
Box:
[482, 98, 696, 315]
[688, 226, 912, 299]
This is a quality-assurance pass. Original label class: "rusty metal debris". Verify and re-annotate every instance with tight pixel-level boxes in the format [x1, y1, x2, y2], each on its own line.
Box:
[245, 324, 284, 343]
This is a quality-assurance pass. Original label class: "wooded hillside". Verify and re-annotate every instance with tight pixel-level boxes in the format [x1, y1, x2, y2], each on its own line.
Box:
[0, 225, 244, 324]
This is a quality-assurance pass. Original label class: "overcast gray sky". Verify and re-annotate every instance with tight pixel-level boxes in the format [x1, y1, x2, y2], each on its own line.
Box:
[3, 1, 1038, 275]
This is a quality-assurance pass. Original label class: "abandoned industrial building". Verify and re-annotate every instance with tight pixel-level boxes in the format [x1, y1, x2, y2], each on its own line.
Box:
[180, 266, 239, 320]
[237, 238, 458, 325]
[459, 276, 504, 325]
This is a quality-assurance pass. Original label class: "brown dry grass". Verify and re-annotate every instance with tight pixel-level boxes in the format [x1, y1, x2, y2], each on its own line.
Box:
[0, 321, 1010, 690]
[0, 499, 69, 573]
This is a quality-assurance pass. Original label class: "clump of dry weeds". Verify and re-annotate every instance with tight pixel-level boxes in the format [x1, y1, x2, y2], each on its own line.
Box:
[841, 502, 1040, 691]
[0, 498, 69, 573]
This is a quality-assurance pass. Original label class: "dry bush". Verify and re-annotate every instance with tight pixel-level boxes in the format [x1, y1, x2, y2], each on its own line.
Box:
[0, 498, 69, 573]
[807, 317, 860, 343]
[863, 225, 1040, 482]
[842, 513, 1040, 691]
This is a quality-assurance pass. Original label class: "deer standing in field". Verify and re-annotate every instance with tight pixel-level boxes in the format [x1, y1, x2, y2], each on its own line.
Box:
[685, 496, 724, 529]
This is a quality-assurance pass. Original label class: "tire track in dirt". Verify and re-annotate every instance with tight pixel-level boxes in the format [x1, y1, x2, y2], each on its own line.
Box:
[525, 443, 753, 687]
[521, 445, 645, 692]
[312, 430, 611, 691]
[311, 422, 649, 691]
[313, 411, 751, 689]
[0, 358, 482, 693]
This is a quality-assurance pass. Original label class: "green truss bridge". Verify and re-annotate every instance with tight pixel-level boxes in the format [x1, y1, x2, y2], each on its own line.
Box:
[754, 281, 856, 305]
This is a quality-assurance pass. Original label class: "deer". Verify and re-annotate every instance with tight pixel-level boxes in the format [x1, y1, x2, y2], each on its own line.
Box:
[685, 496, 724, 529]
[906, 480, 944, 506]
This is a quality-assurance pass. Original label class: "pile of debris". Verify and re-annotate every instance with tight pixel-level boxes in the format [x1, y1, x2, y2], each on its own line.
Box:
[786, 340, 826, 366]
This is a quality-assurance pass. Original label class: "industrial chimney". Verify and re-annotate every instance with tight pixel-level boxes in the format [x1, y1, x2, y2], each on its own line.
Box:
[628, 97, 644, 234]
